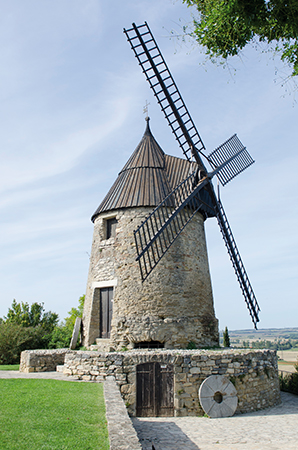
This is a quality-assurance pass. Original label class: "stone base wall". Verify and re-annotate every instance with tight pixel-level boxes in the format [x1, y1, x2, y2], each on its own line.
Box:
[112, 315, 219, 350]
[63, 349, 281, 416]
[20, 349, 71, 373]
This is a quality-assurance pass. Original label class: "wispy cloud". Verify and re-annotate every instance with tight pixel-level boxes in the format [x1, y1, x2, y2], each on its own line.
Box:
[0, 0, 297, 329]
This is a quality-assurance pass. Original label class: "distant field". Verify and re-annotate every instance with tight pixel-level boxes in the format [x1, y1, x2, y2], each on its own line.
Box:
[277, 350, 297, 374]
[277, 350, 298, 362]
[278, 363, 297, 374]
[228, 327, 298, 340]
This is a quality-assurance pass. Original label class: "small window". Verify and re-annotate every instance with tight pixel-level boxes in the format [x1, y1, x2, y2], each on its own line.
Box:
[134, 341, 164, 349]
[106, 218, 117, 239]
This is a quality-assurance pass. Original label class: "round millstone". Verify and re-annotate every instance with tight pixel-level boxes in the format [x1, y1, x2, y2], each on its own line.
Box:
[199, 375, 238, 418]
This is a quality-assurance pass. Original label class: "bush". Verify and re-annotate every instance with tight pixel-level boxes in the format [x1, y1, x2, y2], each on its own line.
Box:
[0, 296, 84, 360]
[279, 371, 298, 395]
[48, 324, 73, 349]
[0, 323, 49, 364]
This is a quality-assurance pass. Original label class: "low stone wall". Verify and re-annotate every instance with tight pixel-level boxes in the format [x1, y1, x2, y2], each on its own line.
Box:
[63, 348, 281, 416]
[20, 349, 71, 373]
[104, 378, 142, 450]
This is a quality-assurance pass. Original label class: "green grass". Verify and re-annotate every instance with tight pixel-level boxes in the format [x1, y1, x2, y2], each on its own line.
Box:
[0, 379, 109, 450]
[0, 364, 20, 370]
[278, 360, 296, 365]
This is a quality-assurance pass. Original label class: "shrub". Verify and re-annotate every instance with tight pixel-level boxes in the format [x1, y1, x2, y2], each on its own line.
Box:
[48, 324, 73, 349]
[279, 371, 298, 395]
[187, 341, 197, 350]
[0, 323, 49, 364]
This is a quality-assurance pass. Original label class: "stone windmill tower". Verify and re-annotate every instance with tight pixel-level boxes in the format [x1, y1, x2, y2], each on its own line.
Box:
[82, 22, 261, 350]
[82, 117, 219, 350]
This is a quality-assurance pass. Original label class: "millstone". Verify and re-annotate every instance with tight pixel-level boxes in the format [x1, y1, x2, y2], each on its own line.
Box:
[199, 374, 238, 418]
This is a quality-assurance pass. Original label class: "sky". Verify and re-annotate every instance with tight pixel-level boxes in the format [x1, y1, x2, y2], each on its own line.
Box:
[0, 0, 297, 331]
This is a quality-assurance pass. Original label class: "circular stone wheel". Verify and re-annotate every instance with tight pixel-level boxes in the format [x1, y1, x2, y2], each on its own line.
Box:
[199, 375, 238, 418]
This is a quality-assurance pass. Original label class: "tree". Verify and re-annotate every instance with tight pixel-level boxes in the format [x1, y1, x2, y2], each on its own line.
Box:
[64, 295, 84, 332]
[5, 299, 58, 333]
[49, 295, 85, 349]
[183, 0, 298, 76]
[0, 323, 45, 364]
[0, 300, 59, 363]
[223, 326, 230, 347]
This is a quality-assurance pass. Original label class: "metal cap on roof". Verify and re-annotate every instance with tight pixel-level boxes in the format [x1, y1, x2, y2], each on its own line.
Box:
[91, 118, 192, 222]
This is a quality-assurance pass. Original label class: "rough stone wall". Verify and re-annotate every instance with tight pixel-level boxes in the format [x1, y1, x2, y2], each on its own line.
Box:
[83, 209, 119, 346]
[83, 207, 218, 349]
[19, 349, 71, 372]
[63, 349, 281, 416]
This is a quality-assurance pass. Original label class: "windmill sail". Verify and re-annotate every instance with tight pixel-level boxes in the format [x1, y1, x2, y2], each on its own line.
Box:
[134, 173, 214, 281]
[123, 22, 206, 168]
[215, 198, 260, 328]
[208, 134, 255, 186]
[124, 21, 261, 328]
[134, 151, 247, 281]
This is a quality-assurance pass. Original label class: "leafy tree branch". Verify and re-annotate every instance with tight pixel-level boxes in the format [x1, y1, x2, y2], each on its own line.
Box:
[183, 0, 298, 76]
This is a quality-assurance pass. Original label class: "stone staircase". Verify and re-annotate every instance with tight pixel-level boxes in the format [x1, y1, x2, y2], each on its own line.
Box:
[89, 338, 114, 352]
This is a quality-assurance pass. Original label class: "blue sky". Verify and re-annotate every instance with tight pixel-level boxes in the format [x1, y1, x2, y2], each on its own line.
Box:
[0, 0, 297, 331]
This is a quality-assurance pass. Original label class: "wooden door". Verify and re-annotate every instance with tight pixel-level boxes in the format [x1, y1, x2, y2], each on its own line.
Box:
[136, 362, 174, 417]
[100, 287, 113, 338]
[159, 363, 174, 416]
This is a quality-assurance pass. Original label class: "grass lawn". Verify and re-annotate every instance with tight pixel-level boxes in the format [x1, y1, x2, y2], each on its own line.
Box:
[0, 379, 109, 450]
[0, 364, 20, 371]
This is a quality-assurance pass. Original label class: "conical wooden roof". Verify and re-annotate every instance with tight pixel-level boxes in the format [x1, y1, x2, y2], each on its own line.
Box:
[91, 118, 192, 221]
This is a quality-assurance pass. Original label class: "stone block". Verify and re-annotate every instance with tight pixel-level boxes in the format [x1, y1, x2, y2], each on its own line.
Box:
[176, 373, 187, 382]
[82, 375, 91, 381]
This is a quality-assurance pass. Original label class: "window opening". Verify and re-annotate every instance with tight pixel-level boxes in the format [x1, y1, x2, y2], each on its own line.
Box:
[106, 218, 117, 239]
[134, 341, 164, 349]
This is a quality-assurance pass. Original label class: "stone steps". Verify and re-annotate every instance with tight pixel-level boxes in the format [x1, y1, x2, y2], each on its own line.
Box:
[89, 338, 113, 352]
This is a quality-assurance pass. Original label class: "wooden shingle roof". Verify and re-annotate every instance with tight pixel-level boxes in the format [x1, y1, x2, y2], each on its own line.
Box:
[91, 118, 192, 222]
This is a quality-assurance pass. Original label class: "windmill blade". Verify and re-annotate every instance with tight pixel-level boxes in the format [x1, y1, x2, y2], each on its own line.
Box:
[134, 172, 214, 281]
[215, 197, 260, 329]
[123, 22, 206, 169]
[207, 134, 255, 186]
[125, 21, 260, 327]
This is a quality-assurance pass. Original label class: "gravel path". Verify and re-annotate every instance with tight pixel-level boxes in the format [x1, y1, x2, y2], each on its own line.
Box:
[0, 370, 80, 381]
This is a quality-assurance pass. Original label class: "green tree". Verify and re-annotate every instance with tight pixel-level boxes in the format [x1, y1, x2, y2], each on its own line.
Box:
[49, 295, 85, 349]
[223, 326, 230, 347]
[5, 299, 58, 333]
[0, 323, 46, 364]
[0, 300, 59, 363]
[183, 0, 298, 76]
[64, 295, 84, 332]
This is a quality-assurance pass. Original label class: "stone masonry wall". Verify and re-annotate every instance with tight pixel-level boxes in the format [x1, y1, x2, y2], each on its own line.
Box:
[63, 349, 281, 416]
[20, 349, 71, 372]
[83, 207, 218, 349]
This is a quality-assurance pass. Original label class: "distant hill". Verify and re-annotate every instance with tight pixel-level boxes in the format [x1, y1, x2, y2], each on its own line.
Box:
[221, 328, 298, 341]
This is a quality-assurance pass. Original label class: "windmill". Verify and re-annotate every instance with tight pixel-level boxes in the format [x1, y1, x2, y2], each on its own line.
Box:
[123, 22, 260, 329]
